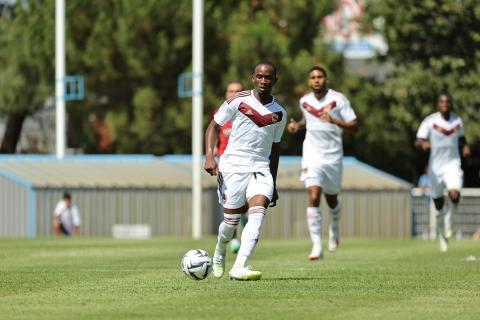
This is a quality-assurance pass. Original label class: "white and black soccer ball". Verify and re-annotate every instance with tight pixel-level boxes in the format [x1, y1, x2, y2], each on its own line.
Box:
[181, 249, 212, 280]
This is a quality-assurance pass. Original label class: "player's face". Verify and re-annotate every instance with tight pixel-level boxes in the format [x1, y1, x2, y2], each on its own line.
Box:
[225, 83, 243, 100]
[252, 64, 277, 95]
[308, 70, 327, 92]
[437, 95, 452, 113]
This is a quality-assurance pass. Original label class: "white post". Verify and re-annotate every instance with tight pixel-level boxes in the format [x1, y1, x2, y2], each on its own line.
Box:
[192, 0, 204, 239]
[55, 0, 66, 159]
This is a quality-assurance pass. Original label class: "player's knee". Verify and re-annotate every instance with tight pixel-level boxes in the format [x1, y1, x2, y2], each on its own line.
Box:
[309, 194, 321, 207]
[433, 197, 444, 210]
[325, 195, 338, 209]
[449, 191, 460, 204]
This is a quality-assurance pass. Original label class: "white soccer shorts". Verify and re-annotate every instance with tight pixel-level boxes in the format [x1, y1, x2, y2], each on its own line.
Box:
[429, 164, 463, 199]
[300, 162, 342, 195]
[217, 170, 274, 209]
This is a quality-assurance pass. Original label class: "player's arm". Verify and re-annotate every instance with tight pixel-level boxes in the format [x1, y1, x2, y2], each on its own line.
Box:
[320, 100, 358, 132]
[323, 116, 358, 132]
[415, 138, 431, 151]
[459, 136, 471, 157]
[287, 117, 306, 133]
[269, 142, 281, 207]
[204, 119, 221, 176]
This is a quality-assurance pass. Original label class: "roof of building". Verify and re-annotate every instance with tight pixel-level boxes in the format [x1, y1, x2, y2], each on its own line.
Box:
[0, 155, 411, 190]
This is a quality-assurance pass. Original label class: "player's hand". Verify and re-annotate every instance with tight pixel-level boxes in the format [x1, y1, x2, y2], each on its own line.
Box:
[287, 119, 298, 133]
[319, 112, 334, 124]
[421, 141, 431, 151]
[204, 157, 218, 176]
[463, 145, 471, 158]
[269, 189, 278, 207]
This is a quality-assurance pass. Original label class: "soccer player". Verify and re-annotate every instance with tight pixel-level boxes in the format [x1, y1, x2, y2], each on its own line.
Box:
[415, 94, 470, 252]
[287, 66, 358, 260]
[213, 81, 248, 254]
[53, 191, 81, 237]
[204, 61, 287, 280]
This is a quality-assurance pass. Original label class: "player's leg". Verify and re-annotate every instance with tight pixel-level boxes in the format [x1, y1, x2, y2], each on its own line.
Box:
[429, 170, 448, 251]
[302, 165, 323, 260]
[429, 198, 437, 240]
[306, 185, 323, 260]
[323, 162, 342, 252]
[432, 196, 448, 252]
[212, 173, 247, 278]
[230, 203, 248, 254]
[229, 171, 272, 280]
[444, 166, 463, 239]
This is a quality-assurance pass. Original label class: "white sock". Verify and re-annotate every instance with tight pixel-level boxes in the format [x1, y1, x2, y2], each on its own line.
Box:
[234, 206, 266, 269]
[214, 213, 240, 260]
[434, 206, 445, 238]
[429, 199, 437, 240]
[307, 207, 322, 248]
[328, 203, 341, 232]
[444, 201, 457, 230]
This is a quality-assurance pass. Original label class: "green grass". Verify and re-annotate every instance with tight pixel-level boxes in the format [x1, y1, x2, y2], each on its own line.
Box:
[0, 237, 479, 320]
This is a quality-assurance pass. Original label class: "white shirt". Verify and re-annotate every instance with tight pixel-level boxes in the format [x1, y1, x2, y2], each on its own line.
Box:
[300, 89, 356, 165]
[54, 200, 81, 234]
[214, 90, 287, 172]
[416, 112, 464, 173]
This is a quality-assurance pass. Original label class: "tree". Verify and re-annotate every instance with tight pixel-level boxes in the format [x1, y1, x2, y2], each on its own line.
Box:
[0, 0, 54, 152]
[352, 0, 480, 184]
[65, 0, 342, 155]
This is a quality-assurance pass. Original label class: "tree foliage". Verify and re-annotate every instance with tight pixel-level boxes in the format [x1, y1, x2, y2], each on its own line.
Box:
[353, 0, 480, 183]
[0, 0, 54, 152]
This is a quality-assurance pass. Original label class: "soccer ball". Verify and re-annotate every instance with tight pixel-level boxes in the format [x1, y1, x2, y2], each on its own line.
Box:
[181, 249, 212, 280]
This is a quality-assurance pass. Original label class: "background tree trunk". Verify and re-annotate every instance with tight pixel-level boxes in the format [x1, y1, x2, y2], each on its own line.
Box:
[0, 112, 27, 153]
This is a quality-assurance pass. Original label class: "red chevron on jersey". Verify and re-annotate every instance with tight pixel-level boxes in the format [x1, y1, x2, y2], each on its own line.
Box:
[226, 90, 250, 104]
[433, 124, 460, 136]
[238, 102, 283, 127]
[302, 101, 336, 117]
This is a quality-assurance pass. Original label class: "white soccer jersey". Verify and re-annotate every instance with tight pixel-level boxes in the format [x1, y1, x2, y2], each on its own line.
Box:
[299, 89, 356, 165]
[416, 112, 465, 173]
[54, 200, 81, 234]
[214, 90, 287, 172]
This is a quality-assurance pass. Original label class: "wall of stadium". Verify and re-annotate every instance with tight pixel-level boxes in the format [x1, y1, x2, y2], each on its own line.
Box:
[412, 188, 480, 237]
[0, 183, 411, 238]
[0, 175, 31, 237]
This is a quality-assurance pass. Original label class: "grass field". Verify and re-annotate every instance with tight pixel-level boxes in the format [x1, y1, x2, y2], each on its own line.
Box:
[1, 237, 479, 320]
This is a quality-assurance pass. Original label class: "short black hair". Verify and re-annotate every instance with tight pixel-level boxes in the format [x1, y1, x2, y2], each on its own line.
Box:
[438, 93, 453, 103]
[63, 191, 71, 200]
[308, 65, 327, 77]
[227, 80, 244, 89]
[254, 60, 277, 76]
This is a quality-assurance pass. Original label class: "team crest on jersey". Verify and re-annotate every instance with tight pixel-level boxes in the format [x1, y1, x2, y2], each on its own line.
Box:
[272, 113, 279, 123]
[433, 123, 460, 136]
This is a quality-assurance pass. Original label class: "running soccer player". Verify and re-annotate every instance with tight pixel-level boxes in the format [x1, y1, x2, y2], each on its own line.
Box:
[287, 66, 358, 260]
[204, 61, 287, 280]
[415, 94, 470, 252]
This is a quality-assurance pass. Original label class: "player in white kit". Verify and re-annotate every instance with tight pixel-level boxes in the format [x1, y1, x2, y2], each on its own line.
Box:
[204, 61, 287, 280]
[415, 94, 470, 252]
[287, 66, 358, 260]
